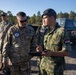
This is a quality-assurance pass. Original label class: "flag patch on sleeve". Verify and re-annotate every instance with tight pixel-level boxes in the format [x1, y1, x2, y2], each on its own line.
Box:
[64, 39, 70, 44]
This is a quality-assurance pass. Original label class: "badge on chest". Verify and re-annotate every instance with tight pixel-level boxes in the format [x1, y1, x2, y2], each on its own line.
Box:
[14, 32, 19, 38]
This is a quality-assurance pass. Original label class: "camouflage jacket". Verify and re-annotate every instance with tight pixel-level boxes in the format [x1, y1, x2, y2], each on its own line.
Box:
[0, 20, 13, 50]
[2, 24, 37, 65]
[36, 25, 48, 47]
[40, 24, 71, 72]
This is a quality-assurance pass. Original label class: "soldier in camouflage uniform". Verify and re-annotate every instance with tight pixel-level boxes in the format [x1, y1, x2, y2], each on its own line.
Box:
[2, 12, 37, 75]
[36, 22, 49, 75]
[36, 8, 71, 75]
[36, 25, 49, 48]
[0, 12, 13, 69]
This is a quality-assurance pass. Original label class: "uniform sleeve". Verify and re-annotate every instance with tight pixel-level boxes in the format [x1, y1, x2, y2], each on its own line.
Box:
[31, 34, 37, 52]
[30, 27, 37, 52]
[62, 30, 71, 52]
[36, 26, 44, 46]
[36, 26, 40, 45]
[2, 27, 12, 58]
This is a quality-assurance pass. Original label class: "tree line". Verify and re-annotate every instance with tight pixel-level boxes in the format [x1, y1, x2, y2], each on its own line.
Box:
[0, 10, 76, 25]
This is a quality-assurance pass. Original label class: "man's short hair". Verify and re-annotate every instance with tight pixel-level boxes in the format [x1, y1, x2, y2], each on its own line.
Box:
[42, 8, 57, 19]
[16, 11, 26, 17]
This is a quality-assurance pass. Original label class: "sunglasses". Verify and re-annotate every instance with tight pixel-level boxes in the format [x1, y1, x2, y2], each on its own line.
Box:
[1, 15, 6, 17]
[20, 19, 27, 23]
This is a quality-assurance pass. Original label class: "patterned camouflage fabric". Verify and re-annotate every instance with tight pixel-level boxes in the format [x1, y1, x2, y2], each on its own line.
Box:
[36, 25, 49, 74]
[36, 25, 49, 47]
[40, 24, 71, 75]
[0, 20, 13, 69]
[0, 20, 13, 50]
[2, 24, 37, 75]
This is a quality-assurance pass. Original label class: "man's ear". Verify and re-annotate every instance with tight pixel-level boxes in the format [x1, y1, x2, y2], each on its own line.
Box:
[51, 16, 54, 20]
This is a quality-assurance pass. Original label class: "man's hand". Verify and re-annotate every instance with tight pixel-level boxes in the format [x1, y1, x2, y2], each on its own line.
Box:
[41, 50, 51, 57]
[36, 45, 43, 52]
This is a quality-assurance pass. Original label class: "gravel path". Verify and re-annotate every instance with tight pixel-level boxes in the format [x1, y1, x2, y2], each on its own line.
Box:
[64, 44, 76, 75]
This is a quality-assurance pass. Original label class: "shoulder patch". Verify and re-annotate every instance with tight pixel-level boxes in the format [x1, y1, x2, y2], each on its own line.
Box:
[64, 39, 70, 44]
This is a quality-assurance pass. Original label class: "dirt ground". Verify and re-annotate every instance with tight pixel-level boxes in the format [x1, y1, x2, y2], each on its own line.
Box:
[64, 44, 76, 75]
[0, 44, 76, 75]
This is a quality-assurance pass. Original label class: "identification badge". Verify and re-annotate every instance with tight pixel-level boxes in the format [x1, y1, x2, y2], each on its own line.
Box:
[14, 32, 19, 38]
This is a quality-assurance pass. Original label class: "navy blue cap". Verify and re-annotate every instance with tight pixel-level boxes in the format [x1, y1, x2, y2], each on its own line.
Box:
[42, 8, 57, 19]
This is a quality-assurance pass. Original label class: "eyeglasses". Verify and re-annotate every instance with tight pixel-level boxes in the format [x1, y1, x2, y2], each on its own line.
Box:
[20, 19, 27, 23]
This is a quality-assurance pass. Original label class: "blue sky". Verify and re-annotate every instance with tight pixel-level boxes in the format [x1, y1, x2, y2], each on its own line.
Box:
[0, 0, 76, 16]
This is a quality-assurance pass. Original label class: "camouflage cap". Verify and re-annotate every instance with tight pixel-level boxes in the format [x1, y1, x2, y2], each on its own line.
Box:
[1, 12, 7, 16]
[42, 8, 57, 19]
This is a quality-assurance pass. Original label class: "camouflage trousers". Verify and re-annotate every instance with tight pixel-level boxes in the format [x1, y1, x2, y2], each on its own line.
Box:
[39, 57, 65, 75]
[39, 69, 63, 75]
[9, 62, 31, 75]
[40, 62, 64, 75]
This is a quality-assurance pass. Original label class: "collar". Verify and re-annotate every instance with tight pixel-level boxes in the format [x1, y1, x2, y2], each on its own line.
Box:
[48, 23, 60, 34]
